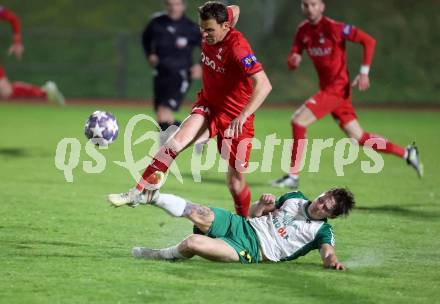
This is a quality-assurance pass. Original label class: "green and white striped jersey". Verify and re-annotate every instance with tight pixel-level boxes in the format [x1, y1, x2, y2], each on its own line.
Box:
[248, 191, 335, 262]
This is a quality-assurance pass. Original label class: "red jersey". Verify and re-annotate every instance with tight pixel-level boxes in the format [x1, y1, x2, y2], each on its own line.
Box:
[199, 28, 263, 119]
[290, 16, 375, 97]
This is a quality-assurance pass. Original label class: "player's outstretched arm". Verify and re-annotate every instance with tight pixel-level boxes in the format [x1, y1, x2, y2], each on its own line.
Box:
[0, 7, 23, 60]
[227, 5, 240, 27]
[249, 193, 276, 218]
[226, 70, 272, 138]
[320, 244, 345, 270]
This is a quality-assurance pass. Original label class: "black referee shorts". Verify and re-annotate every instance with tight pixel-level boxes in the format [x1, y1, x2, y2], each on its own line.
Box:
[153, 69, 191, 112]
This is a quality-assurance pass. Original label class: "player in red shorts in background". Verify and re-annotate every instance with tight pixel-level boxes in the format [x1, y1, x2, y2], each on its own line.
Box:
[271, 0, 423, 189]
[0, 6, 65, 105]
[108, 2, 272, 217]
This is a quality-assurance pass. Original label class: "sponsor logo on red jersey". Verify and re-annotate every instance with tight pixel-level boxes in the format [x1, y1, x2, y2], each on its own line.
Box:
[201, 52, 226, 74]
[241, 54, 258, 68]
[342, 24, 353, 37]
[308, 47, 332, 57]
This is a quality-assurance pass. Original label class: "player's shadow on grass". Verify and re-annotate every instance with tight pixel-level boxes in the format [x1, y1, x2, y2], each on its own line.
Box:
[356, 205, 439, 220]
[0, 147, 52, 158]
[181, 172, 225, 186]
[5, 239, 129, 258]
[180, 172, 269, 187]
[0, 148, 29, 157]
[12, 240, 91, 248]
[161, 260, 324, 274]
[5, 239, 127, 250]
[11, 252, 128, 259]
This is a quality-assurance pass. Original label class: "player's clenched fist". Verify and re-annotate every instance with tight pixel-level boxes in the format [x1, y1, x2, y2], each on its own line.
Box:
[287, 53, 302, 70]
[259, 193, 276, 206]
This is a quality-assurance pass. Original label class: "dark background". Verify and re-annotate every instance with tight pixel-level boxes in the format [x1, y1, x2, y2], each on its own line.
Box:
[1, 0, 439, 104]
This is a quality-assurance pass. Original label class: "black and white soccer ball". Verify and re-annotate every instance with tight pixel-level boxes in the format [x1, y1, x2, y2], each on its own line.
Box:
[84, 110, 119, 146]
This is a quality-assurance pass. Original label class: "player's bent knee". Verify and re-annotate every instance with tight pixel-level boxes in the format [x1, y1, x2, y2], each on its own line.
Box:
[291, 105, 316, 127]
[356, 132, 369, 145]
[183, 234, 206, 251]
[352, 133, 363, 142]
[178, 236, 195, 255]
[290, 111, 300, 123]
[291, 113, 306, 127]
[344, 129, 364, 142]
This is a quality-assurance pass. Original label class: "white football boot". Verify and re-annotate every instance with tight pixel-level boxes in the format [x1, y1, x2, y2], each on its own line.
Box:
[107, 172, 163, 207]
[107, 188, 159, 208]
[132, 247, 162, 259]
[270, 174, 299, 189]
[406, 144, 423, 178]
[42, 81, 65, 106]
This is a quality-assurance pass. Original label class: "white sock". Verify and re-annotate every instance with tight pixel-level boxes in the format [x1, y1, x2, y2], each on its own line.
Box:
[154, 193, 187, 217]
[288, 173, 298, 179]
[158, 245, 185, 260]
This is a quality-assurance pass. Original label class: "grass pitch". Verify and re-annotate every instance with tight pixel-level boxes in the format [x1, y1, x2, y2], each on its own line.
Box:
[0, 103, 439, 303]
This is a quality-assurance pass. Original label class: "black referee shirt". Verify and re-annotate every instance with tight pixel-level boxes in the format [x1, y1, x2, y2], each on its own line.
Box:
[142, 12, 201, 73]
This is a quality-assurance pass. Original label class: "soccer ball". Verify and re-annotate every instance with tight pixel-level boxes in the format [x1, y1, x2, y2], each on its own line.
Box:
[84, 110, 119, 146]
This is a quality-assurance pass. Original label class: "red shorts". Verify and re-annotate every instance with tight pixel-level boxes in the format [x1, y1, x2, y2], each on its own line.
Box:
[305, 91, 357, 128]
[191, 100, 254, 172]
[0, 65, 5, 78]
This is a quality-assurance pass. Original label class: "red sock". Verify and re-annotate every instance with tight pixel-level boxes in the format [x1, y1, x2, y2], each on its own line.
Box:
[11, 82, 46, 99]
[290, 122, 307, 175]
[136, 146, 178, 191]
[232, 184, 251, 217]
[358, 132, 405, 158]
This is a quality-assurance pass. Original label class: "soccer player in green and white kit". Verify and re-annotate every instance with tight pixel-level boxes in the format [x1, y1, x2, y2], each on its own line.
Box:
[113, 185, 354, 269]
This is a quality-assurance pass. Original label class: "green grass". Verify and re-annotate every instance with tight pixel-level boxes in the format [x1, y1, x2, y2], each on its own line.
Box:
[0, 103, 439, 303]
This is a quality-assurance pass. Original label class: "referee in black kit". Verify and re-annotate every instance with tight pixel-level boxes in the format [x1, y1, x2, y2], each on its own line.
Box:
[142, 0, 202, 143]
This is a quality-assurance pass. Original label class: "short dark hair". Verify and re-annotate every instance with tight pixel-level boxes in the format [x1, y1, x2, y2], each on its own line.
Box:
[198, 1, 228, 23]
[328, 188, 355, 217]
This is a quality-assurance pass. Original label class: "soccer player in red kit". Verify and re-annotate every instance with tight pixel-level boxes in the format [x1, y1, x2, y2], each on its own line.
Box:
[0, 6, 64, 104]
[271, 0, 423, 189]
[108, 2, 272, 217]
